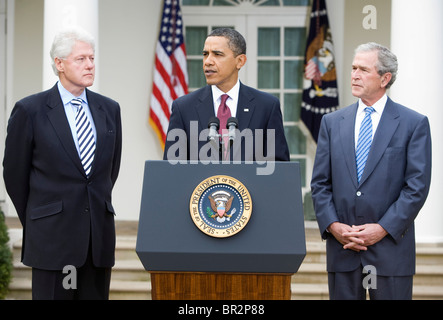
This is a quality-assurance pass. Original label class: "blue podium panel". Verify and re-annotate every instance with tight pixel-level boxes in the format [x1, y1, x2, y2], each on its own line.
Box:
[136, 161, 306, 273]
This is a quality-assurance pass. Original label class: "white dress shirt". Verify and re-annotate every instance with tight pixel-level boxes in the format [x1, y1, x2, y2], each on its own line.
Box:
[354, 94, 387, 150]
[211, 80, 240, 118]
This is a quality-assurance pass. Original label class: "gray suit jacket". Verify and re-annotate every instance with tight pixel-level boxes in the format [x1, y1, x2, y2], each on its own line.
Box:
[311, 97, 432, 276]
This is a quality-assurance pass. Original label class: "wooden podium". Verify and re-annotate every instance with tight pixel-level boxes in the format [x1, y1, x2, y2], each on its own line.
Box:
[150, 272, 292, 300]
[136, 161, 306, 300]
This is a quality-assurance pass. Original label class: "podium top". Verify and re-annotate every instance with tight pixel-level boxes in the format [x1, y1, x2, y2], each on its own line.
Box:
[136, 161, 306, 273]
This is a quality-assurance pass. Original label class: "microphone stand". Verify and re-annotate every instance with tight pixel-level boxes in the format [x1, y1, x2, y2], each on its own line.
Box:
[207, 117, 221, 162]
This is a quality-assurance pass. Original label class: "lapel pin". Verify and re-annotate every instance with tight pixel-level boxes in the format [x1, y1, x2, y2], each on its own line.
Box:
[244, 108, 249, 112]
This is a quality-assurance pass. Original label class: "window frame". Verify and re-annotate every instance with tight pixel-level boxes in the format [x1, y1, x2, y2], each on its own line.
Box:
[182, 3, 315, 194]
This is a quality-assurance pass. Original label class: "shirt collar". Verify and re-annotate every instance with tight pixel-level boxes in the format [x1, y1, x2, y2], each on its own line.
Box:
[358, 94, 387, 115]
[57, 81, 88, 105]
[211, 80, 240, 102]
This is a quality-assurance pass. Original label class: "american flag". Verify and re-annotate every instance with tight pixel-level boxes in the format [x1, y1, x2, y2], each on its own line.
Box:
[301, 0, 339, 143]
[149, 0, 189, 148]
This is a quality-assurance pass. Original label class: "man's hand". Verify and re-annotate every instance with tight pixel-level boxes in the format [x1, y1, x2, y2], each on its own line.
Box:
[328, 222, 388, 252]
[328, 222, 367, 252]
[342, 223, 388, 250]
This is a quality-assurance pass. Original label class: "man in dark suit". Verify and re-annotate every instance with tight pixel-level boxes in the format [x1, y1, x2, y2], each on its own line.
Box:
[311, 42, 432, 299]
[163, 28, 289, 164]
[3, 27, 122, 299]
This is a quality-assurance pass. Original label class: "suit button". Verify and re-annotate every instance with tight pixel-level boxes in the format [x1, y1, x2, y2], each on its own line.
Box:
[356, 191, 362, 197]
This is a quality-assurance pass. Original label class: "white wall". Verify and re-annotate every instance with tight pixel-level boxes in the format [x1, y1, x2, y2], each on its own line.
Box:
[98, 0, 164, 220]
[390, 0, 443, 243]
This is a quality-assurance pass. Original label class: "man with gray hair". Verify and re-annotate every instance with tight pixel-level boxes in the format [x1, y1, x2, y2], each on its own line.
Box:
[3, 26, 122, 299]
[311, 42, 432, 299]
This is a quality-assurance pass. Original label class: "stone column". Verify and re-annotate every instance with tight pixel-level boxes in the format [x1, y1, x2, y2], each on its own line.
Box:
[43, 0, 99, 91]
[390, 0, 443, 243]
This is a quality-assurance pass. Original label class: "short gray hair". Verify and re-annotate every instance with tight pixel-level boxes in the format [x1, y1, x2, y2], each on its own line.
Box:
[50, 26, 95, 76]
[208, 28, 247, 57]
[355, 42, 398, 89]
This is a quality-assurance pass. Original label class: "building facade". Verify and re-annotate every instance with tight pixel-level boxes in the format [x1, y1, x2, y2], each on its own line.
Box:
[0, 0, 442, 243]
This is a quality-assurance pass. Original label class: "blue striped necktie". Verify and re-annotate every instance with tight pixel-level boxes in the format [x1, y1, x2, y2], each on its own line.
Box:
[356, 106, 375, 183]
[71, 98, 95, 177]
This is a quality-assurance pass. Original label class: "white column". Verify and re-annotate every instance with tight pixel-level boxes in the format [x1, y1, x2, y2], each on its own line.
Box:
[43, 0, 99, 91]
[390, 0, 443, 243]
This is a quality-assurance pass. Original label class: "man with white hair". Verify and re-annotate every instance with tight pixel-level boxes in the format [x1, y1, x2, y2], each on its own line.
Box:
[3, 27, 122, 299]
[311, 43, 432, 299]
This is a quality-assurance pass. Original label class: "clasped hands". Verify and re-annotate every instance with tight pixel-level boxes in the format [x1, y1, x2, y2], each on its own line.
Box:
[328, 222, 388, 252]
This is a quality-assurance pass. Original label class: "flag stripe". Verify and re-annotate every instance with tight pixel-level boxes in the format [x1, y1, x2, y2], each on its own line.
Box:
[152, 82, 172, 119]
[149, 0, 189, 148]
[151, 85, 171, 133]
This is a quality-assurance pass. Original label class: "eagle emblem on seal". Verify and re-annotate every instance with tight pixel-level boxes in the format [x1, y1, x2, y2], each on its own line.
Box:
[208, 190, 236, 223]
[190, 175, 252, 238]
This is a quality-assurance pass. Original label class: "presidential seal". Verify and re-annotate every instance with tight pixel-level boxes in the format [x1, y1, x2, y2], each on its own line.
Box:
[189, 175, 252, 238]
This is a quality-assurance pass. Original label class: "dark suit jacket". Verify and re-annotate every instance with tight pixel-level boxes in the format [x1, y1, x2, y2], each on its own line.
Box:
[163, 83, 289, 162]
[311, 97, 432, 276]
[3, 84, 122, 270]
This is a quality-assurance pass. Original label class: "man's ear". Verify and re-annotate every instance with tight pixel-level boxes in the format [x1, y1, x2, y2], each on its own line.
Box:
[55, 57, 64, 73]
[381, 72, 392, 89]
[236, 54, 247, 70]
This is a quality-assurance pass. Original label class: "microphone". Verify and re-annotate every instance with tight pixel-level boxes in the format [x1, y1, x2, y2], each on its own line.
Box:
[208, 117, 220, 142]
[226, 117, 238, 143]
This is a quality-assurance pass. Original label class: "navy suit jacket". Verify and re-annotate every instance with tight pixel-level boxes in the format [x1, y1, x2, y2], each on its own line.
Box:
[163, 83, 289, 162]
[311, 97, 431, 276]
[3, 84, 122, 270]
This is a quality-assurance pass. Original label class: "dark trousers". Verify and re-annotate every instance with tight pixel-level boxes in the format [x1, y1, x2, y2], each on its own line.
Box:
[328, 265, 413, 300]
[31, 245, 112, 300]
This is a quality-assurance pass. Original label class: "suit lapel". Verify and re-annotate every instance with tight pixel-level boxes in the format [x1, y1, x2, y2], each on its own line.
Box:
[194, 86, 219, 161]
[196, 86, 215, 131]
[46, 85, 86, 176]
[195, 83, 255, 131]
[236, 83, 255, 131]
[86, 89, 107, 177]
[232, 83, 255, 159]
[359, 97, 400, 185]
[339, 103, 359, 188]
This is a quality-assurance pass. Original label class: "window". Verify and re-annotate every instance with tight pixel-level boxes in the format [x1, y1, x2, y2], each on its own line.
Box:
[255, 26, 307, 186]
[183, 0, 309, 6]
[182, 0, 312, 191]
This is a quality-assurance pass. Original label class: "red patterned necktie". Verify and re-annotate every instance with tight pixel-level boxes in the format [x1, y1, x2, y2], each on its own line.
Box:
[217, 94, 231, 160]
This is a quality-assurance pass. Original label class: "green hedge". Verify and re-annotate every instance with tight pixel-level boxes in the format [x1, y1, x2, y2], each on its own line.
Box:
[0, 210, 13, 299]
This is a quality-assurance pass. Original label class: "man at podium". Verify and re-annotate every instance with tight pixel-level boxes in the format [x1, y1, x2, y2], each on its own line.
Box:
[163, 28, 289, 163]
